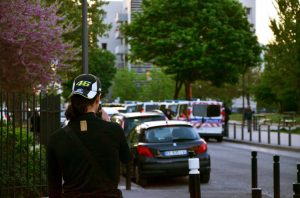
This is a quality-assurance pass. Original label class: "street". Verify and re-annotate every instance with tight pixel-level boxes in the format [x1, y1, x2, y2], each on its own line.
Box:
[121, 141, 300, 198]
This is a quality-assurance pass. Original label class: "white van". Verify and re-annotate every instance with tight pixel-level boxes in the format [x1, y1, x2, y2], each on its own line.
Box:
[174, 100, 224, 142]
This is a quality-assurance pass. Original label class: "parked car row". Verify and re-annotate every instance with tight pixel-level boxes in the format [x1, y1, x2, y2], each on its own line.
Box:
[103, 99, 225, 142]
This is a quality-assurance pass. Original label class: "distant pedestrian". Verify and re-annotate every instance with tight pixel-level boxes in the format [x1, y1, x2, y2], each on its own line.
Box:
[243, 107, 253, 133]
[223, 104, 231, 136]
[163, 108, 173, 120]
[47, 74, 131, 198]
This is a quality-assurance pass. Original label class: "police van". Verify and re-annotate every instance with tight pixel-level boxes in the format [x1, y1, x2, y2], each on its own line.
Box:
[174, 100, 224, 142]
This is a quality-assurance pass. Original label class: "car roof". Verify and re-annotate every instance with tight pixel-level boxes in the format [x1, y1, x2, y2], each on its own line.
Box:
[139, 120, 192, 130]
[114, 111, 165, 118]
[102, 107, 119, 114]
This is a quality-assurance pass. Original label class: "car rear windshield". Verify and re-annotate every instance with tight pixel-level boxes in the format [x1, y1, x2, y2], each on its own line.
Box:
[144, 104, 160, 111]
[144, 126, 199, 143]
[124, 115, 165, 133]
[192, 104, 221, 117]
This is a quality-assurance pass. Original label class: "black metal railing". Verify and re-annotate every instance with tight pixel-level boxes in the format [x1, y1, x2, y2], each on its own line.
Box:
[227, 122, 299, 148]
[0, 91, 60, 198]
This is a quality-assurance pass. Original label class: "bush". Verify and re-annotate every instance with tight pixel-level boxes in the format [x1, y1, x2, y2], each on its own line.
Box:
[0, 126, 47, 197]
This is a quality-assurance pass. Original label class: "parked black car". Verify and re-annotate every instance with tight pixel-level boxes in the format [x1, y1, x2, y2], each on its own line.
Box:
[125, 120, 211, 186]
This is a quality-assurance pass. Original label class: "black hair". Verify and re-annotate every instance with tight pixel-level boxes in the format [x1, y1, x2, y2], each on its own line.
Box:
[65, 93, 100, 121]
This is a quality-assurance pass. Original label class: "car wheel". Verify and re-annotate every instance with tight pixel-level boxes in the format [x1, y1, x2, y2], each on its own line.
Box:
[216, 136, 223, 142]
[134, 164, 147, 187]
[200, 173, 210, 183]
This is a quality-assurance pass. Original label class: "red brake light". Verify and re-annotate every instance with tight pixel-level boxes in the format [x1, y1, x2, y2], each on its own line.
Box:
[137, 145, 153, 158]
[197, 143, 207, 154]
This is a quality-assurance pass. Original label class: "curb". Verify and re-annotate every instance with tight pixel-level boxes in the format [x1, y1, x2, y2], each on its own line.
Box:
[223, 137, 300, 152]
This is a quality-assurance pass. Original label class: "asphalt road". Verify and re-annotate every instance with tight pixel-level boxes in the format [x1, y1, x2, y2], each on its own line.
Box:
[121, 141, 300, 198]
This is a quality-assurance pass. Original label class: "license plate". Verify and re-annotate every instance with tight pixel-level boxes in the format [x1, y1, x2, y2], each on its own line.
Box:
[164, 150, 187, 156]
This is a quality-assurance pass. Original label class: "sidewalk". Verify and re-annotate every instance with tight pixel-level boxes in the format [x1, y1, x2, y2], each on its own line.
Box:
[118, 176, 271, 198]
[227, 121, 300, 150]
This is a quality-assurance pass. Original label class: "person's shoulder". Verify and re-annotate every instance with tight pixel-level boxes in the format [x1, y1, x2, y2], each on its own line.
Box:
[48, 127, 67, 143]
[101, 120, 122, 130]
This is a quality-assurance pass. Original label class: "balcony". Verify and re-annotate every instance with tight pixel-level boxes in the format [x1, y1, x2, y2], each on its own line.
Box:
[115, 45, 128, 55]
[115, 13, 128, 23]
[115, 29, 123, 39]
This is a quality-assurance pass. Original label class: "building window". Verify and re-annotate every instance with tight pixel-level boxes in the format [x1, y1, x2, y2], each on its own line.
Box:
[246, 8, 251, 16]
[102, 43, 107, 50]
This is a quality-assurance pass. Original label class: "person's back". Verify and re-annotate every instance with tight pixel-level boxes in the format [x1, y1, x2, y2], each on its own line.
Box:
[47, 74, 131, 198]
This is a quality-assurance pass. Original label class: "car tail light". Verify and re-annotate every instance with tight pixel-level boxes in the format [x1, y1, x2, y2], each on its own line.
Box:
[137, 145, 153, 158]
[196, 143, 207, 154]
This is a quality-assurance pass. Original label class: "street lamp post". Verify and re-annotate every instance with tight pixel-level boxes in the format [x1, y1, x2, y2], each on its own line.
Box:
[82, 0, 88, 74]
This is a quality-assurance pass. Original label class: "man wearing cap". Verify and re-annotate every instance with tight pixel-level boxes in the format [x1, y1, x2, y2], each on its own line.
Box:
[47, 74, 131, 198]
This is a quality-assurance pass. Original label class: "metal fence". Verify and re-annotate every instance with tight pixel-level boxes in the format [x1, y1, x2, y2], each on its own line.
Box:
[0, 91, 61, 198]
[227, 122, 300, 148]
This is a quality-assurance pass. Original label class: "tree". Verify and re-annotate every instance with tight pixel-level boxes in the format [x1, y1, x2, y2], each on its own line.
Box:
[111, 69, 141, 102]
[253, 0, 300, 112]
[192, 80, 240, 104]
[111, 67, 181, 102]
[46, 0, 115, 98]
[0, 0, 77, 92]
[139, 68, 180, 101]
[122, 0, 261, 100]
[89, 48, 116, 97]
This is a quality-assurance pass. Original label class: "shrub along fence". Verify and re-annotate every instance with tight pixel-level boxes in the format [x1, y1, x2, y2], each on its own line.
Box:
[0, 91, 60, 198]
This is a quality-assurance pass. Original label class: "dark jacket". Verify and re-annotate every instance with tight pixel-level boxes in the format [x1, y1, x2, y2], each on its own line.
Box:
[47, 113, 131, 197]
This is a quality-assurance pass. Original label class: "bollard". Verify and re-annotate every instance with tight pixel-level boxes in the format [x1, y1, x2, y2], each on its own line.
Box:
[252, 151, 258, 188]
[234, 123, 236, 139]
[241, 122, 244, 137]
[253, 116, 257, 131]
[289, 126, 292, 146]
[242, 123, 245, 140]
[274, 155, 280, 198]
[126, 162, 131, 190]
[189, 151, 201, 198]
[277, 126, 281, 145]
[258, 125, 261, 143]
[249, 125, 252, 141]
[252, 188, 262, 198]
[293, 164, 300, 198]
[267, 125, 270, 144]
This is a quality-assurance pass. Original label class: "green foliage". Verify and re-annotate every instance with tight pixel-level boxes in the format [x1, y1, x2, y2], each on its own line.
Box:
[122, 0, 261, 98]
[111, 69, 141, 102]
[46, 0, 113, 99]
[87, 48, 116, 97]
[0, 127, 47, 197]
[112, 68, 181, 102]
[253, 0, 300, 112]
[192, 80, 240, 104]
[139, 68, 179, 101]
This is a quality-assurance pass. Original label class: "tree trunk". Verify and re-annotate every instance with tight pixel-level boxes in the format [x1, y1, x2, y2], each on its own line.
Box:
[184, 80, 192, 100]
[174, 79, 183, 99]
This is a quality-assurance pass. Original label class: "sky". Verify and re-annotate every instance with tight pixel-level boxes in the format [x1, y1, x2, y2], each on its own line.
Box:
[255, 0, 278, 45]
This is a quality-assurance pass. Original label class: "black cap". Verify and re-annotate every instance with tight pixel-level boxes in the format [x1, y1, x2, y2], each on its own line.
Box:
[71, 74, 101, 99]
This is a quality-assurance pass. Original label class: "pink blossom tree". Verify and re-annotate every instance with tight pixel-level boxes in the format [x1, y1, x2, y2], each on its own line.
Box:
[0, 0, 77, 93]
